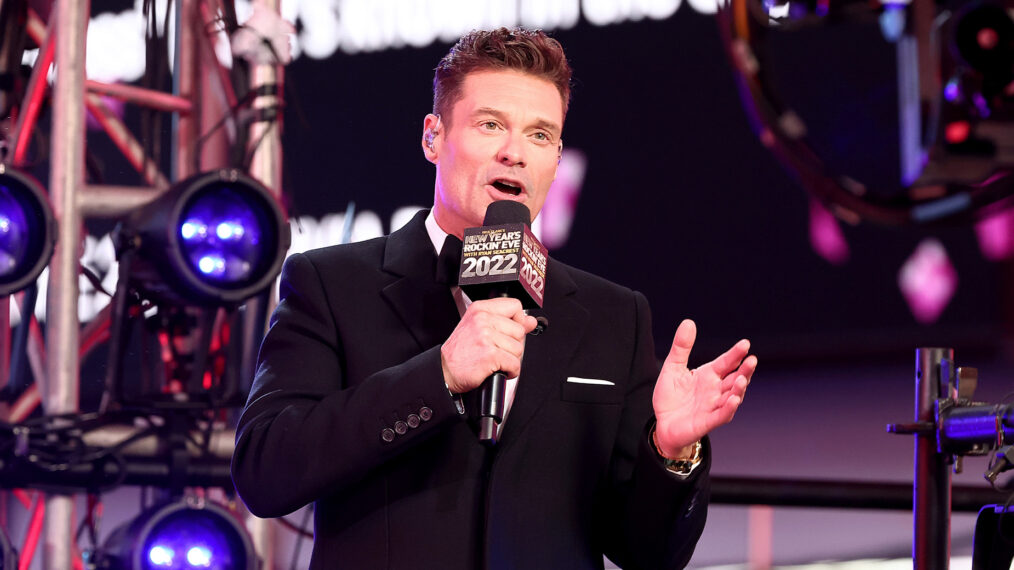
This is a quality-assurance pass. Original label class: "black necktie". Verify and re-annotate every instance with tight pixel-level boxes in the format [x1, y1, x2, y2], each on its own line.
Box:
[436, 235, 463, 285]
[434, 235, 483, 427]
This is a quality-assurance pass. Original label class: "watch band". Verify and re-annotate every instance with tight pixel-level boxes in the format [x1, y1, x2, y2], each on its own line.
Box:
[662, 440, 702, 475]
[651, 427, 703, 476]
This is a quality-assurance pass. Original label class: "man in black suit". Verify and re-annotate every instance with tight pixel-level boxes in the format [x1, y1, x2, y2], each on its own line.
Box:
[232, 28, 756, 569]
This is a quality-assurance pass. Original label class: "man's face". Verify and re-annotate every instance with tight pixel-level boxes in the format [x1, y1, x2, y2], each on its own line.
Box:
[424, 70, 564, 238]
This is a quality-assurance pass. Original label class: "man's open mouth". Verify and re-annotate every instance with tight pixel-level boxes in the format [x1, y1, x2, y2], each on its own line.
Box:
[491, 179, 523, 196]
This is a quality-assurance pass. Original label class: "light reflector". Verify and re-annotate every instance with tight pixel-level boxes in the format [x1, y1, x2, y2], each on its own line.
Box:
[119, 170, 289, 305]
[101, 499, 256, 570]
[0, 166, 55, 296]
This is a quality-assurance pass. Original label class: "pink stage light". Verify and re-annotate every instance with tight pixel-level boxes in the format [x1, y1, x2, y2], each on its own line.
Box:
[535, 148, 586, 250]
[808, 198, 850, 265]
[975, 207, 1014, 260]
[898, 239, 958, 324]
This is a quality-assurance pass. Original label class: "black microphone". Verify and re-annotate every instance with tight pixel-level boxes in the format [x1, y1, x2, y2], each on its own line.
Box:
[459, 201, 548, 445]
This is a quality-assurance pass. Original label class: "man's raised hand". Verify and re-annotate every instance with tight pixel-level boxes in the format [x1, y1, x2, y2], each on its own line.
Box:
[652, 319, 756, 458]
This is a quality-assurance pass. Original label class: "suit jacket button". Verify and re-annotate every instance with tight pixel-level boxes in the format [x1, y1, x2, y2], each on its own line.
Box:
[381, 428, 395, 442]
[394, 421, 408, 434]
[406, 414, 420, 428]
[419, 407, 433, 421]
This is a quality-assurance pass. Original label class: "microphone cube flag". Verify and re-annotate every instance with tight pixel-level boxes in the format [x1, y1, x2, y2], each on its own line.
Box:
[459, 222, 547, 309]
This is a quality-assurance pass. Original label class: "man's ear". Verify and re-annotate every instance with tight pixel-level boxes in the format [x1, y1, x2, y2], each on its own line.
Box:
[422, 113, 442, 164]
[552, 140, 563, 181]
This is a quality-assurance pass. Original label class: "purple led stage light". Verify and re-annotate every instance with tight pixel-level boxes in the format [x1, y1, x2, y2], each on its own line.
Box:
[118, 170, 290, 306]
[178, 187, 266, 285]
[141, 509, 237, 569]
[0, 167, 56, 297]
[100, 499, 256, 570]
[0, 185, 30, 278]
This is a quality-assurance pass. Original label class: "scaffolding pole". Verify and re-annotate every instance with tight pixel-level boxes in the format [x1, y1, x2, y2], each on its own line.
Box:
[43, 0, 89, 568]
[243, 1, 285, 565]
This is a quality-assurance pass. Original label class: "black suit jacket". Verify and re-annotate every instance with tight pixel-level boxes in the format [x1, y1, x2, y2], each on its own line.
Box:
[232, 211, 709, 569]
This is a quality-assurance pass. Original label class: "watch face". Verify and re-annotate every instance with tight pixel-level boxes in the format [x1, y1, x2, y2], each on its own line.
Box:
[663, 441, 702, 475]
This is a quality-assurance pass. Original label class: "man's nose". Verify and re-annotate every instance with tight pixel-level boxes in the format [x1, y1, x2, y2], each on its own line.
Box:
[497, 133, 526, 167]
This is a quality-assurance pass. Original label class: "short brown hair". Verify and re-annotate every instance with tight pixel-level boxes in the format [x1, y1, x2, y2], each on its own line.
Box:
[433, 27, 572, 124]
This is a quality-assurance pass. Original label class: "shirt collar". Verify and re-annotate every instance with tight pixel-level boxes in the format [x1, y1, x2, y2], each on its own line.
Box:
[424, 209, 449, 256]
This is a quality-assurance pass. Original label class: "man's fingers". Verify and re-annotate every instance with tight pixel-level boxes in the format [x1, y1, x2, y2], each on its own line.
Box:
[712, 394, 742, 424]
[720, 355, 757, 391]
[709, 339, 751, 377]
[492, 334, 525, 360]
[737, 354, 758, 382]
[495, 349, 523, 379]
[442, 298, 535, 392]
[492, 315, 529, 340]
[513, 311, 539, 334]
[471, 308, 530, 340]
[468, 299, 534, 337]
[665, 319, 697, 368]
[470, 297, 526, 318]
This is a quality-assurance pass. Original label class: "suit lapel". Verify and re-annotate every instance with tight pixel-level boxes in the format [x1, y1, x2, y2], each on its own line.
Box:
[498, 261, 587, 448]
[380, 211, 461, 350]
[379, 213, 589, 447]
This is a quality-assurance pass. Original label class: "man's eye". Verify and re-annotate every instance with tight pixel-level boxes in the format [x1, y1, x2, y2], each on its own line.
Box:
[481, 121, 499, 130]
[531, 131, 555, 144]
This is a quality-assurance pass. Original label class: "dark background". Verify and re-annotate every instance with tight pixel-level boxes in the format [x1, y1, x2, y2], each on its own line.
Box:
[275, 9, 1013, 366]
[271, 13, 1014, 564]
[49, 3, 1014, 566]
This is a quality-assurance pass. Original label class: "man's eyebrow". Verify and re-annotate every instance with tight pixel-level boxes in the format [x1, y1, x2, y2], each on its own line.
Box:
[532, 119, 562, 136]
[473, 107, 562, 136]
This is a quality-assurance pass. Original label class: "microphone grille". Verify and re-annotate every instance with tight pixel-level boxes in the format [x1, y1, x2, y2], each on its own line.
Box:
[483, 201, 531, 226]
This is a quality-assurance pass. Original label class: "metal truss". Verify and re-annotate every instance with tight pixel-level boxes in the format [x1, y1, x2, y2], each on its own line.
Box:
[0, 0, 285, 567]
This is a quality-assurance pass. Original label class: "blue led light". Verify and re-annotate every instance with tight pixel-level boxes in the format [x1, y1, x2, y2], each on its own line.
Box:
[198, 255, 226, 277]
[181, 221, 206, 241]
[215, 221, 244, 240]
[0, 185, 30, 279]
[186, 546, 212, 567]
[177, 186, 267, 286]
[944, 78, 961, 102]
[141, 507, 240, 570]
[147, 545, 174, 566]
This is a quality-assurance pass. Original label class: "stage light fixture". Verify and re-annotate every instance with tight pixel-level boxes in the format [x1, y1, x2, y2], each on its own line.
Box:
[99, 498, 256, 570]
[717, 0, 1014, 225]
[117, 170, 289, 306]
[0, 164, 56, 297]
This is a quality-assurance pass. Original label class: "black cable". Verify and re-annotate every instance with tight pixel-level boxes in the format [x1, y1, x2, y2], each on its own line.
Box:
[79, 264, 113, 298]
[240, 115, 278, 171]
[190, 87, 259, 173]
[101, 249, 136, 411]
[72, 425, 158, 464]
[140, 0, 173, 182]
[7, 282, 38, 395]
[220, 0, 241, 35]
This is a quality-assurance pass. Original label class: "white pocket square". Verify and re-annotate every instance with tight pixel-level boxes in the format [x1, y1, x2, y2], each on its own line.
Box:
[566, 377, 615, 386]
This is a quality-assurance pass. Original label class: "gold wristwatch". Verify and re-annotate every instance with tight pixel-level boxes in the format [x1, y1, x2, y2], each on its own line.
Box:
[651, 428, 703, 476]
